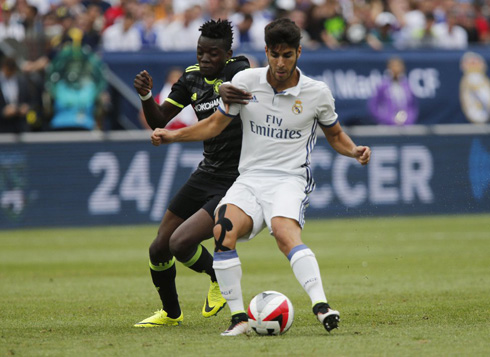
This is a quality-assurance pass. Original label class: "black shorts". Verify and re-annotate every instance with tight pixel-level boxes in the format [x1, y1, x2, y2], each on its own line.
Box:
[168, 170, 236, 220]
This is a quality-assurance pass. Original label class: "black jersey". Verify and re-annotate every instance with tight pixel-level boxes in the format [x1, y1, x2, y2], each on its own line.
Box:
[166, 56, 250, 178]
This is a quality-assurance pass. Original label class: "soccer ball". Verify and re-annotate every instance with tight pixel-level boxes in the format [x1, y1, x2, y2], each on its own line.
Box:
[247, 291, 294, 335]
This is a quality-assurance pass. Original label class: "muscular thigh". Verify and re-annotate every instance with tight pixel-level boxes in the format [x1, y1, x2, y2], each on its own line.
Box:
[168, 170, 235, 219]
[169, 208, 214, 258]
[166, 171, 236, 257]
[151, 171, 234, 261]
[216, 179, 266, 241]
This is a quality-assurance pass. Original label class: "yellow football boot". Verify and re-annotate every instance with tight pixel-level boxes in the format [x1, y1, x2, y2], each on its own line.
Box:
[133, 309, 183, 327]
[202, 281, 227, 318]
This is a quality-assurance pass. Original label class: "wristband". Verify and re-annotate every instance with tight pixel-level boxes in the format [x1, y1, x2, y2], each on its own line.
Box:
[139, 90, 152, 101]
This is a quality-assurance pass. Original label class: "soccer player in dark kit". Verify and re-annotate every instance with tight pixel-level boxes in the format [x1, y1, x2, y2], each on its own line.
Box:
[133, 19, 249, 327]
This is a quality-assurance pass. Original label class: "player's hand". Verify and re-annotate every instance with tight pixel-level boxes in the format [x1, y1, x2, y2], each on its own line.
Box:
[151, 128, 176, 146]
[352, 146, 371, 165]
[219, 84, 252, 105]
[134, 70, 153, 97]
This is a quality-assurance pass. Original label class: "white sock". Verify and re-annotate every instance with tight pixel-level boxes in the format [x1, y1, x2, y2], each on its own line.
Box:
[213, 250, 245, 315]
[289, 245, 327, 305]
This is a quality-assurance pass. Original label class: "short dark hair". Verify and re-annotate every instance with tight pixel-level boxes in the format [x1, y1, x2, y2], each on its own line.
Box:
[199, 19, 234, 50]
[264, 18, 301, 49]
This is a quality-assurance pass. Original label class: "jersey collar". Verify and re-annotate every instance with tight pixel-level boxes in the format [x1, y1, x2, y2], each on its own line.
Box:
[260, 66, 303, 96]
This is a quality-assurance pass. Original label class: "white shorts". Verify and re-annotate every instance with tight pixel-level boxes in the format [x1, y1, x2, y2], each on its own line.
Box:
[216, 174, 310, 241]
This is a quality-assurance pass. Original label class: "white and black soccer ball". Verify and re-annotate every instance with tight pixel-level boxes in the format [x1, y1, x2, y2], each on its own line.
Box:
[247, 291, 294, 335]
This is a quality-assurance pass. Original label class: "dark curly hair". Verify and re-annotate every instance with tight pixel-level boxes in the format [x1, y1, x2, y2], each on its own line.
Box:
[199, 19, 234, 51]
[265, 18, 301, 50]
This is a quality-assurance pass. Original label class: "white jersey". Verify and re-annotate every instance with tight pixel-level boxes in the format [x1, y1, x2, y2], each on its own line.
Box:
[218, 66, 338, 192]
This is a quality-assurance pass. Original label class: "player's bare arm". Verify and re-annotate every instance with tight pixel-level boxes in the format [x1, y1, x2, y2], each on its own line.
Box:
[151, 110, 233, 146]
[322, 122, 371, 165]
[134, 70, 182, 129]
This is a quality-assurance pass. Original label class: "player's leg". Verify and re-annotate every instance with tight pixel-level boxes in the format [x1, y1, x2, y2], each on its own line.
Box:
[268, 175, 340, 333]
[168, 207, 214, 276]
[212, 204, 254, 336]
[271, 217, 340, 332]
[134, 209, 185, 327]
[272, 217, 327, 304]
[135, 174, 210, 328]
[168, 207, 226, 317]
[167, 172, 236, 317]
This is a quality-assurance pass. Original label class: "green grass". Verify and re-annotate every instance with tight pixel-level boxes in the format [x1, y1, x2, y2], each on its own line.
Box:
[1, 214, 489, 356]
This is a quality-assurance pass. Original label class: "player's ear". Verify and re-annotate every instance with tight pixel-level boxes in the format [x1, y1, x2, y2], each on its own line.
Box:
[297, 45, 302, 59]
[226, 49, 233, 60]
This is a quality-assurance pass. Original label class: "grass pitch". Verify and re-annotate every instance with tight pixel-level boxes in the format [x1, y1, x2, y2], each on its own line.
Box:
[1, 214, 489, 356]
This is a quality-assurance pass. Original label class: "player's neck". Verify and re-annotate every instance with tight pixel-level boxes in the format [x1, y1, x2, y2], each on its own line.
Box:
[267, 68, 300, 92]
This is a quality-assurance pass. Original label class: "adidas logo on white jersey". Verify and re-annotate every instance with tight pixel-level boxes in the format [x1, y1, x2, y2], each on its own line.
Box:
[249, 95, 259, 103]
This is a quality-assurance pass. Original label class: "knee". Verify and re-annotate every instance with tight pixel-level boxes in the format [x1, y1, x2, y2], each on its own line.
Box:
[212, 224, 222, 241]
[213, 222, 238, 251]
[149, 232, 171, 262]
[273, 235, 290, 256]
[271, 224, 289, 243]
[149, 239, 161, 262]
[213, 204, 241, 251]
[272, 226, 301, 256]
[168, 233, 188, 258]
[213, 222, 235, 241]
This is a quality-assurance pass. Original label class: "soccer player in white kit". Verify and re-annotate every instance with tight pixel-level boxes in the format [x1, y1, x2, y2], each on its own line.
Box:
[151, 18, 371, 336]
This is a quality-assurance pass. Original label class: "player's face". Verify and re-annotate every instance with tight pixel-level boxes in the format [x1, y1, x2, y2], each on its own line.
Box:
[197, 36, 232, 79]
[266, 44, 302, 89]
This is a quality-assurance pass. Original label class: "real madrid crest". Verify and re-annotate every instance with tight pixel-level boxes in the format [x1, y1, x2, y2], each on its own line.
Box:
[213, 79, 224, 94]
[460, 51, 490, 124]
[292, 100, 303, 114]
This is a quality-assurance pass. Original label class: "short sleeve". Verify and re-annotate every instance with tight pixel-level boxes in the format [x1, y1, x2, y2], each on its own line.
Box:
[316, 85, 338, 127]
[166, 75, 191, 109]
[223, 56, 250, 81]
[217, 72, 249, 117]
[218, 97, 240, 117]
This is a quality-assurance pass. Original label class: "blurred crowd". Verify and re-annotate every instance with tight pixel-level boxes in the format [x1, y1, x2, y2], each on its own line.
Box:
[1, 0, 488, 53]
[1, 0, 490, 132]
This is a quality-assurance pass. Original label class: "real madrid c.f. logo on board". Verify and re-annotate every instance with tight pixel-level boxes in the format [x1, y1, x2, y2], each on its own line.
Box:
[292, 100, 303, 114]
[459, 51, 490, 124]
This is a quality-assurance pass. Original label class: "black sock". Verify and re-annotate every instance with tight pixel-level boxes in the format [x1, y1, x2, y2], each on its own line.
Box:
[182, 244, 217, 282]
[149, 258, 181, 318]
